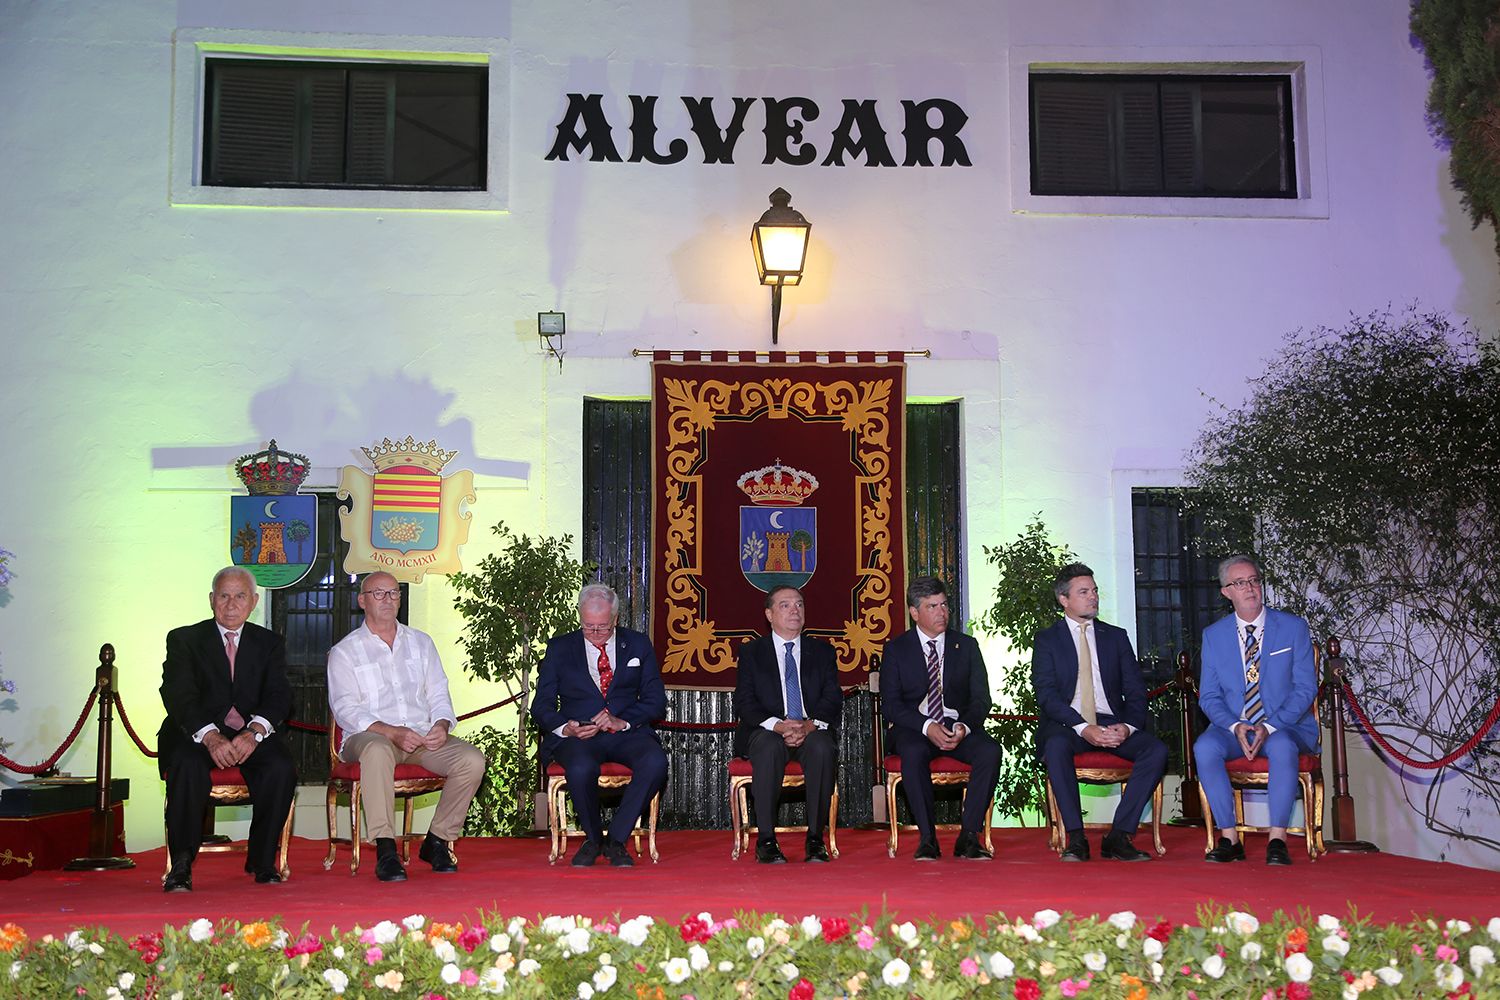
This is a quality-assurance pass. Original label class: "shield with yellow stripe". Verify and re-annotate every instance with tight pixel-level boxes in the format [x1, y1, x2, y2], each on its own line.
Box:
[371, 464, 442, 553]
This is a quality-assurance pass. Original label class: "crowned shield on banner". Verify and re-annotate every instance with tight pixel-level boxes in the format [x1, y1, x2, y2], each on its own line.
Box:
[738, 461, 819, 592]
[337, 436, 475, 584]
[229, 440, 318, 589]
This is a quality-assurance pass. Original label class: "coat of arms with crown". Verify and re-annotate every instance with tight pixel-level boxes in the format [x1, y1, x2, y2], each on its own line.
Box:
[336, 436, 476, 583]
[229, 440, 318, 589]
[737, 460, 819, 592]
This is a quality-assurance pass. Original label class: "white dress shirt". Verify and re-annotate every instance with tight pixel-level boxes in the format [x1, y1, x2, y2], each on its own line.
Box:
[760, 631, 830, 730]
[1066, 617, 1128, 734]
[191, 623, 274, 744]
[327, 621, 458, 753]
[915, 627, 962, 737]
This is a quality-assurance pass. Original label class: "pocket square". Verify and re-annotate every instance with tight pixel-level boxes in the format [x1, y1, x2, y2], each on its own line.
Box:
[1269, 647, 1291, 656]
[626, 657, 641, 666]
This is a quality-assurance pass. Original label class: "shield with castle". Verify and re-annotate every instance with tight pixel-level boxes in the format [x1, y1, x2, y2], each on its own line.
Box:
[229, 440, 318, 589]
[738, 460, 818, 592]
[337, 436, 475, 584]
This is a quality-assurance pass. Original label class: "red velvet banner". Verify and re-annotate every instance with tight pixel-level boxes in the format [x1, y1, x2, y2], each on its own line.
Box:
[651, 359, 906, 689]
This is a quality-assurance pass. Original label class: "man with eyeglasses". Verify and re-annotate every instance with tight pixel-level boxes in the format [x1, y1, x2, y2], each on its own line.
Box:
[1195, 554, 1319, 867]
[327, 571, 485, 882]
[880, 576, 1002, 861]
[531, 583, 667, 867]
[158, 566, 297, 892]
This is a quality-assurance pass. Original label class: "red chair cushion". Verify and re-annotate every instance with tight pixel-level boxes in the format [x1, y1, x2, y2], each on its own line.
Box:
[1224, 754, 1321, 775]
[728, 758, 806, 777]
[209, 767, 247, 784]
[329, 762, 444, 781]
[883, 754, 972, 774]
[546, 762, 637, 778]
[1073, 752, 1133, 769]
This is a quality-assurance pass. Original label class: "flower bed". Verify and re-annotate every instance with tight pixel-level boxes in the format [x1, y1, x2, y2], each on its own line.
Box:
[2, 908, 1497, 998]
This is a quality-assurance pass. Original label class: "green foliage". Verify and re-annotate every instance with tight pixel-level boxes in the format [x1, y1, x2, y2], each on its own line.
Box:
[459, 723, 538, 838]
[975, 516, 1074, 823]
[1412, 0, 1500, 260]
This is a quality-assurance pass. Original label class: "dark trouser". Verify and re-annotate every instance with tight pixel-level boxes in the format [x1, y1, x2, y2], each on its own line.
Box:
[162, 734, 297, 873]
[551, 728, 668, 845]
[889, 725, 1002, 839]
[1041, 715, 1168, 835]
[746, 727, 836, 842]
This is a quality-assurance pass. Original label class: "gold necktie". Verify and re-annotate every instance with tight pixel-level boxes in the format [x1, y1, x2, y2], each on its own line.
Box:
[1076, 622, 1097, 726]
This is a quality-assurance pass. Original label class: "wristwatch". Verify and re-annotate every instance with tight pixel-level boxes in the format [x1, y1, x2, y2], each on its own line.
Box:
[252, 728, 265, 743]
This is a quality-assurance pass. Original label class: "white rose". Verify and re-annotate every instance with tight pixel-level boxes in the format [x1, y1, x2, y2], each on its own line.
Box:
[697, 911, 714, 925]
[490, 933, 511, 953]
[689, 944, 710, 971]
[273, 930, 289, 949]
[518, 958, 540, 977]
[895, 921, 919, 945]
[1376, 966, 1403, 986]
[662, 957, 691, 984]
[566, 927, 592, 955]
[1448, 919, 1473, 935]
[1014, 923, 1041, 943]
[1285, 952, 1314, 983]
[433, 939, 457, 963]
[66, 931, 86, 951]
[1317, 914, 1342, 932]
[801, 915, 822, 938]
[402, 913, 425, 932]
[105, 989, 122, 1000]
[1342, 985, 1360, 1000]
[1032, 909, 1062, 930]
[882, 958, 911, 988]
[763, 918, 790, 933]
[118, 972, 136, 990]
[594, 964, 618, 991]
[988, 951, 1014, 978]
[1083, 952, 1107, 972]
[478, 967, 507, 994]
[618, 919, 651, 948]
[717, 961, 734, 972]
[441, 963, 461, 984]
[779, 963, 799, 981]
[332, 946, 345, 960]
[508, 917, 528, 936]
[9, 961, 20, 982]
[1142, 937, 1163, 961]
[322, 968, 349, 994]
[1202, 954, 1225, 979]
[1322, 934, 1349, 957]
[1107, 911, 1136, 931]
[577, 982, 594, 1000]
[746, 936, 765, 958]
[1150, 961, 1164, 983]
[1436, 963, 1464, 992]
[1471, 944, 1496, 976]
[1115, 933, 1129, 949]
[371, 921, 400, 945]
[1240, 941, 1263, 962]
[88, 943, 105, 956]
[1225, 912, 1260, 936]
[1488, 917, 1500, 943]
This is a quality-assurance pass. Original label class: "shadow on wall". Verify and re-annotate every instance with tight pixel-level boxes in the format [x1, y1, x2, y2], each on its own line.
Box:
[148, 371, 529, 482]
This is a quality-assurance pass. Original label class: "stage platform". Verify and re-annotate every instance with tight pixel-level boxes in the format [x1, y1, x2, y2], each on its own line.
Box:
[8, 826, 1494, 938]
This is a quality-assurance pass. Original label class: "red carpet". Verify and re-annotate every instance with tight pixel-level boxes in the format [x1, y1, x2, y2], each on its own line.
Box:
[7, 826, 1495, 939]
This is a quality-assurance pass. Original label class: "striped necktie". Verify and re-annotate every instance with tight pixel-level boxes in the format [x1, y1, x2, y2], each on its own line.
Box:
[1242, 625, 1265, 725]
[924, 640, 944, 723]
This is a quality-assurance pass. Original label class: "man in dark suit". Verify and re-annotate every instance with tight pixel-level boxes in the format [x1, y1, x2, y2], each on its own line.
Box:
[531, 583, 667, 868]
[880, 576, 1001, 861]
[1195, 554, 1319, 867]
[157, 566, 297, 892]
[733, 584, 841, 864]
[1031, 563, 1166, 862]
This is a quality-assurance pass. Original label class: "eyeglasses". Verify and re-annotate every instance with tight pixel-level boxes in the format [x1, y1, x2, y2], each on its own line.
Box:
[362, 589, 401, 602]
[581, 622, 614, 634]
[1224, 576, 1262, 592]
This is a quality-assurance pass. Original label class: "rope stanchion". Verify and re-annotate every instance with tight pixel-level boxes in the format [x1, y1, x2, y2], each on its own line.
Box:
[111, 692, 157, 759]
[655, 719, 738, 731]
[1323, 637, 1378, 854]
[1169, 650, 1205, 828]
[64, 644, 135, 872]
[0, 688, 97, 775]
[1340, 675, 1500, 771]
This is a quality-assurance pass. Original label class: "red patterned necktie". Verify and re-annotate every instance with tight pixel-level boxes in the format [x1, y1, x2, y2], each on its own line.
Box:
[594, 641, 613, 698]
[224, 632, 245, 730]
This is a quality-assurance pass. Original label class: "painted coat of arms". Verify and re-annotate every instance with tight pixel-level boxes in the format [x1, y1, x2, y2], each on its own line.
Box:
[230, 440, 317, 589]
[337, 437, 475, 583]
[738, 461, 818, 592]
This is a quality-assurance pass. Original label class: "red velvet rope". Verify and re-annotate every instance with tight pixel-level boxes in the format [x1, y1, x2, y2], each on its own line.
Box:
[656, 719, 739, 731]
[112, 692, 159, 759]
[1340, 682, 1500, 771]
[0, 689, 98, 774]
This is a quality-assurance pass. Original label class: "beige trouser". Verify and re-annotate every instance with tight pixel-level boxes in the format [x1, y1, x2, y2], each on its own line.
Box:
[340, 731, 486, 842]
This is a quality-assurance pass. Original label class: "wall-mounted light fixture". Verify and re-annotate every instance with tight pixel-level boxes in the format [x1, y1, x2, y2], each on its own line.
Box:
[750, 187, 810, 345]
[538, 311, 565, 370]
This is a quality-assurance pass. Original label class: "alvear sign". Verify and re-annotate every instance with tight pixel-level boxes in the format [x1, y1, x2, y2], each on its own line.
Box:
[546, 94, 971, 167]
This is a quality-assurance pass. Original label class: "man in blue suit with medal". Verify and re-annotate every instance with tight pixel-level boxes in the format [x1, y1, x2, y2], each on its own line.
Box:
[1195, 554, 1319, 867]
[1032, 564, 1166, 862]
[531, 583, 668, 868]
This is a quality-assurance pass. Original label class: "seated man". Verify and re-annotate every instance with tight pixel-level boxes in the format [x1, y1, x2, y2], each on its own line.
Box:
[879, 576, 1001, 860]
[157, 566, 297, 892]
[733, 585, 842, 864]
[531, 583, 668, 867]
[327, 571, 486, 882]
[1032, 563, 1167, 862]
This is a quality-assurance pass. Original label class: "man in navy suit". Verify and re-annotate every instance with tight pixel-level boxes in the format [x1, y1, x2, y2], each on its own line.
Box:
[1195, 554, 1319, 867]
[157, 566, 297, 892]
[734, 585, 842, 864]
[880, 576, 1001, 861]
[531, 583, 667, 867]
[1031, 563, 1166, 862]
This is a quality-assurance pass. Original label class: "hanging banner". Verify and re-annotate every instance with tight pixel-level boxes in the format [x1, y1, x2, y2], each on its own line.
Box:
[651, 356, 906, 689]
[230, 440, 317, 590]
[337, 437, 475, 584]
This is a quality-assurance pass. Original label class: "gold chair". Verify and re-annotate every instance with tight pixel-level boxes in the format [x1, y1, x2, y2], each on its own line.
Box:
[728, 758, 840, 860]
[883, 753, 994, 858]
[162, 766, 294, 882]
[324, 722, 447, 874]
[546, 762, 660, 864]
[1043, 750, 1165, 855]
[1197, 752, 1325, 858]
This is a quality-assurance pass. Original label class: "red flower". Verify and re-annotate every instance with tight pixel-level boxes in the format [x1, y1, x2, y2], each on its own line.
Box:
[679, 916, 713, 943]
[459, 925, 486, 953]
[1147, 919, 1174, 943]
[821, 917, 850, 943]
[129, 931, 164, 965]
[1285, 983, 1311, 1000]
[1015, 979, 1042, 1000]
[1448, 983, 1474, 999]
[789, 979, 816, 1000]
[282, 933, 323, 958]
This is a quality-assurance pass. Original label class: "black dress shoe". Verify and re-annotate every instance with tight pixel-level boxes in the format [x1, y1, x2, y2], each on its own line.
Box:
[1204, 837, 1247, 863]
[804, 835, 831, 863]
[1060, 833, 1090, 862]
[913, 837, 941, 861]
[603, 839, 635, 868]
[755, 840, 788, 864]
[1101, 831, 1151, 862]
[253, 869, 283, 884]
[571, 839, 602, 867]
[1265, 837, 1293, 866]
[374, 838, 408, 882]
[419, 832, 458, 873]
[162, 866, 193, 893]
[953, 830, 993, 860]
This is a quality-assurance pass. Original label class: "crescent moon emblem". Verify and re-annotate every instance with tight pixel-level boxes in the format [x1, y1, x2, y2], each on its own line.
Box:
[264, 500, 279, 518]
[768, 510, 785, 528]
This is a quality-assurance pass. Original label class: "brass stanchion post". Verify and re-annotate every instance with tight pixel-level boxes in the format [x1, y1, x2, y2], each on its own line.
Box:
[1322, 636, 1378, 854]
[1169, 650, 1205, 827]
[65, 644, 135, 871]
